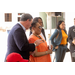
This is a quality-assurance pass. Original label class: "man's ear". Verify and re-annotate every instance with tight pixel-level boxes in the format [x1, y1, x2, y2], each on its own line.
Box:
[27, 19, 30, 22]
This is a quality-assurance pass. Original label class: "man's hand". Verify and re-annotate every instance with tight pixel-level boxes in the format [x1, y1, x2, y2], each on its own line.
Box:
[34, 39, 43, 46]
[72, 40, 75, 45]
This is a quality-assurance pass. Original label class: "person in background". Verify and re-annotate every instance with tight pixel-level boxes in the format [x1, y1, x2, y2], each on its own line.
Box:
[5, 13, 42, 61]
[29, 17, 46, 41]
[68, 18, 75, 62]
[50, 20, 68, 62]
[6, 52, 29, 62]
[29, 21, 52, 62]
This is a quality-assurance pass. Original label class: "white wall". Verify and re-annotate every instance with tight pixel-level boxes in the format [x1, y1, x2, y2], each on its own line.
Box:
[0, 12, 18, 28]
[0, 12, 40, 62]
[65, 12, 75, 32]
[0, 12, 74, 62]
[25, 12, 39, 18]
[0, 12, 39, 29]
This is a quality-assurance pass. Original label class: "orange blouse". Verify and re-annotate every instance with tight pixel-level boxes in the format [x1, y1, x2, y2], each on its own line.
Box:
[28, 34, 51, 62]
[60, 30, 68, 45]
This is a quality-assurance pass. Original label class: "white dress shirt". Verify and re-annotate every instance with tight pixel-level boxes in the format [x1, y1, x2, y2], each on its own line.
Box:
[18, 22, 26, 32]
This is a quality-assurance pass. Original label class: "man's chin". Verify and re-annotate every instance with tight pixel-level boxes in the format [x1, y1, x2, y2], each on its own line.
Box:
[26, 28, 29, 30]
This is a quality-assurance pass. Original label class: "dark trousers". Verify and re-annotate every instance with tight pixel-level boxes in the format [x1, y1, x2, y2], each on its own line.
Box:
[70, 52, 75, 62]
[55, 45, 67, 62]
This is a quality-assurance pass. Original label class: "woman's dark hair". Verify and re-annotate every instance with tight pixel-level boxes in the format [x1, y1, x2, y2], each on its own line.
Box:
[29, 17, 43, 36]
[33, 17, 43, 26]
[29, 21, 38, 36]
[30, 21, 38, 30]
[57, 20, 64, 29]
[33, 17, 42, 21]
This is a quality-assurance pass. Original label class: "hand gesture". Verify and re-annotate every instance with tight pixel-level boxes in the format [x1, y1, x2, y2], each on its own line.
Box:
[55, 46, 59, 49]
[34, 39, 43, 46]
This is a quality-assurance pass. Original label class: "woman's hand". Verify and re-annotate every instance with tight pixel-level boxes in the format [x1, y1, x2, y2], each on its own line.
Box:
[55, 46, 59, 49]
[50, 45, 53, 49]
[48, 45, 53, 50]
[47, 48, 52, 54]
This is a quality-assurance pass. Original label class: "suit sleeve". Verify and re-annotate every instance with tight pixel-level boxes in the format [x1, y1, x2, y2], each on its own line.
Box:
[68, 28, 73, 45]
[13, 28, 35, 52]
[49, 29, 59, 47]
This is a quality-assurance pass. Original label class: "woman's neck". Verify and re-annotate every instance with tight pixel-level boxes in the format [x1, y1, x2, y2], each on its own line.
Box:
[33, 33, 45, 42]
[33, 33, 39, 37]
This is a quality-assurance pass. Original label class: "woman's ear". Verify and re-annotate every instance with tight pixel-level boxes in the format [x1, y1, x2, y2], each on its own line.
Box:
[32, 27, 35, 31]
[32, 27, 35, 33]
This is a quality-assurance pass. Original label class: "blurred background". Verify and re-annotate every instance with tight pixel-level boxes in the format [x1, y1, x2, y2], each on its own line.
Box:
[0, 12, 75, 62]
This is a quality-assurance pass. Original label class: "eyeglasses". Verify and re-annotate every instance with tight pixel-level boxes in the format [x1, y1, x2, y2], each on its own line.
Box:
[39, 22, 43, 24]
[38, 26, 42, 29]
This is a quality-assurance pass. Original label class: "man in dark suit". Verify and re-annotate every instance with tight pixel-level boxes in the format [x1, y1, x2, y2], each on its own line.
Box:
[68, 18, 75, 62]
[5, 13, 42, 61]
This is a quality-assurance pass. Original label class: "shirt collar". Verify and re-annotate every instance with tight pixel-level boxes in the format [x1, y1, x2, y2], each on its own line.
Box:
[18, 22, 26, 32]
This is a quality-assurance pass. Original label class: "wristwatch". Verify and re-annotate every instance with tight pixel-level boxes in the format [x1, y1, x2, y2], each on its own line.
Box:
[34, 43, 37, 47]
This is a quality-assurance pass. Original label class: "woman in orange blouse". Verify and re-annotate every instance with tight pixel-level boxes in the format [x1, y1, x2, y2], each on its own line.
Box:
[28, 21, 52, 62]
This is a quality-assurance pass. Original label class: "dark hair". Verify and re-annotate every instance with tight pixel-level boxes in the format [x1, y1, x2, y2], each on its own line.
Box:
[29, 17, 43, 36]
[33, 17, 42, 22]
[57, 20, 64, 29]
[20, 13, 33, 21]
[33, 17, 43, 27]
[30, 21, 38, 30]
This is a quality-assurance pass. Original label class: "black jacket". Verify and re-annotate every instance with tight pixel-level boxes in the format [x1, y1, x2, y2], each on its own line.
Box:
[5, 23, 35, 60]
[68, 26, 75, 53]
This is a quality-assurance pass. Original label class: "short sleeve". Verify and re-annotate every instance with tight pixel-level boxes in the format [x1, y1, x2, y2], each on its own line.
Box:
[29, 38, 35, 43]
[29, 38, 38, 49]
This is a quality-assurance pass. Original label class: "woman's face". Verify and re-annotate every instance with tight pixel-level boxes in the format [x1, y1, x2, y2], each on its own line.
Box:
[32, 22, 42, 35]
[38, 19, 43, 27]
[59, 22, 65, 30]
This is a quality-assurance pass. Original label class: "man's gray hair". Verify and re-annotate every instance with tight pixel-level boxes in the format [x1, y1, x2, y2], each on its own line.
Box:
[20, 13, 33, 21]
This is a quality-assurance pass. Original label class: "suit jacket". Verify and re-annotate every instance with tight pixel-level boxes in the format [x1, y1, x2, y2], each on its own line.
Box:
[50, 29, 67, 51]
[5, 23, 35, 60]
[29, 28, 46, 41]
[68, 26, 75, 53]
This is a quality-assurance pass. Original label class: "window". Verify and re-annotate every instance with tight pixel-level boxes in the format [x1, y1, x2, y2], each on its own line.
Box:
[52, 13, 64, 29]
[5, 13, 12, 22]
[18, 13, 23, 15]
[18, 13, 24, 22]
[18, 17, 21, 21]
